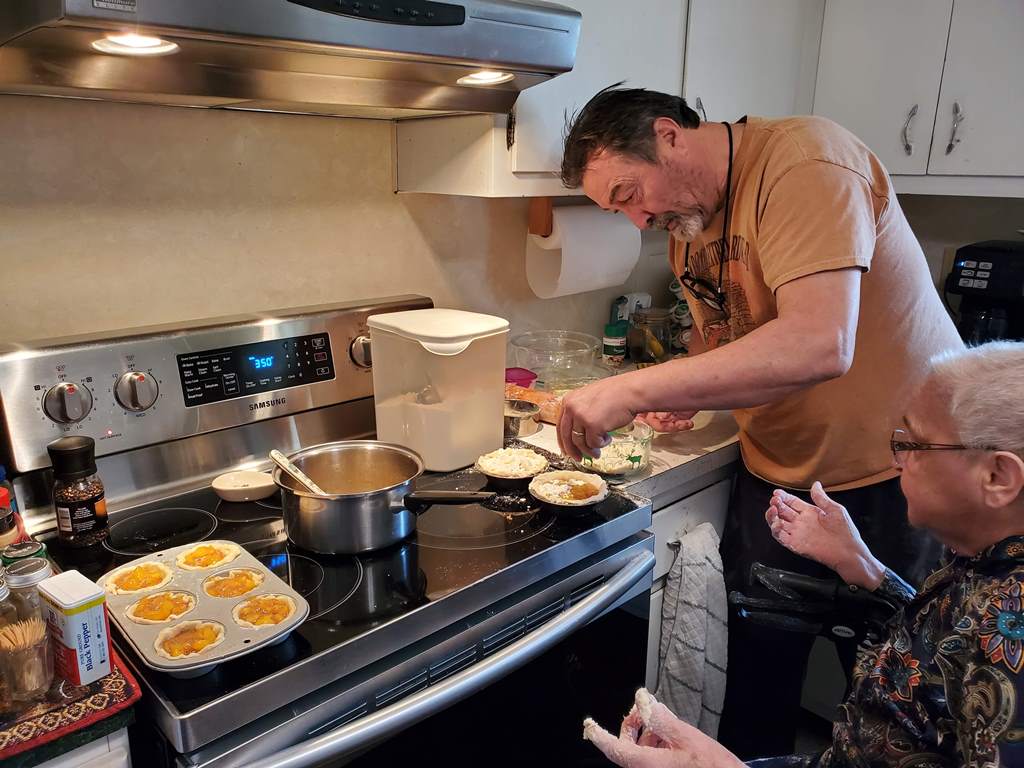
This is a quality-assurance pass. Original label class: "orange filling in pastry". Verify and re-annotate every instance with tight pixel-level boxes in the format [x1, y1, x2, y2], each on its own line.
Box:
[113, 563, 166, 592]
[238, 596, 291, 626]
[182, 545, 227, 568]
[566, 482, 600, 501]
[161, 625, 220, 657]
[134, 593, 190, 621]
[205, 571, 260, 597]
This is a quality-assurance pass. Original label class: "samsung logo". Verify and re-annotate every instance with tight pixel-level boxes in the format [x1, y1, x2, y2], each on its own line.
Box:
[249, 397, 286, 412]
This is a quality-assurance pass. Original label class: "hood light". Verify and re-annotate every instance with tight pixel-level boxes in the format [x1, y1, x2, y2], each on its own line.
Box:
[92, 33, 180, 57]
[457, 70, 514, 87]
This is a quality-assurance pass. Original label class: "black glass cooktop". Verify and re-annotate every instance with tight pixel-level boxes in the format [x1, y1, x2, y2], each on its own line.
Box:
[44, 450, 643, 720]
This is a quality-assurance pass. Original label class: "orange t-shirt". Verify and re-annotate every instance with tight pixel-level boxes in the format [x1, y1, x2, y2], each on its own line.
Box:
[672, 116, 962, 491]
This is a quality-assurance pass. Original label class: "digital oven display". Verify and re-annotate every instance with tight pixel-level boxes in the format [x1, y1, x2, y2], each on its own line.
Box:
[176, 333, 335, 407]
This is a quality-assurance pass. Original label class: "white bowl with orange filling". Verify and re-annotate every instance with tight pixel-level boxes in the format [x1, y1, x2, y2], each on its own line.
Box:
[175, 542, 241, 571]
[125, 591, 196, 625]
[105, 561, 174, 596]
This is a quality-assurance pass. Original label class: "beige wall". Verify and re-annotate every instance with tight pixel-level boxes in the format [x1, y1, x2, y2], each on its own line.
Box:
[899, 194, 1024, 285]
[3, 95, 1022, 348]
[0, 95, 673, 344]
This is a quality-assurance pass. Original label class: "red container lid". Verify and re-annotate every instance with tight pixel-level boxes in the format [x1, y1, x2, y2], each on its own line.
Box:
[505, 367, 538, 387]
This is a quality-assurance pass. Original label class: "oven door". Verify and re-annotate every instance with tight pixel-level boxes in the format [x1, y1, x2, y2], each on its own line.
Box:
[161, 534, 654, 768]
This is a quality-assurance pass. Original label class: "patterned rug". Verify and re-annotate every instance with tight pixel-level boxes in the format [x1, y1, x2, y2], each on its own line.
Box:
[0, 648, 140, 759]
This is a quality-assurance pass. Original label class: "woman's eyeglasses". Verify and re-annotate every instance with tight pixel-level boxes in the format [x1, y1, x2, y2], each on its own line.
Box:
[890, 428, 997, 467]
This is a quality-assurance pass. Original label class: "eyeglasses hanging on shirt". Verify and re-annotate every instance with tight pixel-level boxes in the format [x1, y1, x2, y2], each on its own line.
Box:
[680, 121, 733, 316]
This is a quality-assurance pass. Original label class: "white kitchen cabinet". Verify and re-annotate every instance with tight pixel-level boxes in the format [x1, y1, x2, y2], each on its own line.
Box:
[683, 0, 824, 123]
[813, 0, 1024, 196]
[925, 0, 1024, 177]
[813, 0, 951, 176]
[396, 0, 686, 196]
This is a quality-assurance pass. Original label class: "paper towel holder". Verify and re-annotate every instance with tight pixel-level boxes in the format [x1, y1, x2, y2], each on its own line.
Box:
[528, 197, 554, 238]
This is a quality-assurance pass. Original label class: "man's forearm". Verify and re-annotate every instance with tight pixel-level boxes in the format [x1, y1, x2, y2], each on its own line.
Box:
[623, 316, 850, 413]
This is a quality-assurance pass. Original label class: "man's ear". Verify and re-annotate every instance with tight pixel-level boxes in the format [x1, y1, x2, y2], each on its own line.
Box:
[982, 451, 1024, 509]
[652, 116, 683, 149]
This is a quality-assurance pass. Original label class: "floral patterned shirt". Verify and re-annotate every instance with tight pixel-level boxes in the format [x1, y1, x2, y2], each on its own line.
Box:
[810, 535, 1024, 768]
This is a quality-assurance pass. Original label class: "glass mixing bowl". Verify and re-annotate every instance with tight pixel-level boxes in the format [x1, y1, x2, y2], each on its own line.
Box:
[510, 330, 600, 373]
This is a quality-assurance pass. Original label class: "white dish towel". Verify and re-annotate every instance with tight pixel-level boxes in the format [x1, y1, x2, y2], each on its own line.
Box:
[655, 521, 728, 737]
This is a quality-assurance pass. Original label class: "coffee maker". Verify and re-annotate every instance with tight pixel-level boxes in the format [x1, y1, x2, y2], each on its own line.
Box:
[944, 240, 1024, 343]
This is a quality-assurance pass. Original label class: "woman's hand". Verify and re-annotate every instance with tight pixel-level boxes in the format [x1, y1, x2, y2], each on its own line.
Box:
[766, 482, 885, 590]
[583, 689, 744, 768]
[636, 411, 698, 433]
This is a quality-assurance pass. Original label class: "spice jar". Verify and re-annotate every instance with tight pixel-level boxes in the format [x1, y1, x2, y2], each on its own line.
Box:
[47, 436, 108, 548]
[0, 488, 19, 549]
[602, 321, 629, 368]
[2, 540, 47, 567]
[628, 308, 673, 363]
[6, 558, 53, 622]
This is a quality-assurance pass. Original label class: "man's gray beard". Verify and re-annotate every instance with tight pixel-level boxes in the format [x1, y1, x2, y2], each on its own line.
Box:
[651, 212, 704, 242]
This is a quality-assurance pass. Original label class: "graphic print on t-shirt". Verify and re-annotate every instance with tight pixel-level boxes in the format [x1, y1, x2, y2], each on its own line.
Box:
[684, 234, 755, 348]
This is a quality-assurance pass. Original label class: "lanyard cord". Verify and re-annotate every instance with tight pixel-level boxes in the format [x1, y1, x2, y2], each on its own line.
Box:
[683, 121, 734, 299]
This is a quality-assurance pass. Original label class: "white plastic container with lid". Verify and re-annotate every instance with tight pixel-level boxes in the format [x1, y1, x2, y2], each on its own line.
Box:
[368, 308, 509, 471]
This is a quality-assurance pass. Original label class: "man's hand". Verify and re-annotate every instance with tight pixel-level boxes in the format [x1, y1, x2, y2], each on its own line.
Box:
[637, 411, 698, 433]
[583, 689, 744, 768]
[557, 376, 637, 461]
[766, 482, 884, 590]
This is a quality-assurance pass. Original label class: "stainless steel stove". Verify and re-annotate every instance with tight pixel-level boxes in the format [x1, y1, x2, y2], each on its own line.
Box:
[0, 298, 654, 768]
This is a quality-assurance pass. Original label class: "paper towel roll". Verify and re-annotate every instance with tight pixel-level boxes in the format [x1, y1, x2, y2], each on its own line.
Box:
[525, 206, 641, 299]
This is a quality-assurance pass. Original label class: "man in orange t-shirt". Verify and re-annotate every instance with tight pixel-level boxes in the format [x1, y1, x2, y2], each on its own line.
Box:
[557, 86, 963, 759]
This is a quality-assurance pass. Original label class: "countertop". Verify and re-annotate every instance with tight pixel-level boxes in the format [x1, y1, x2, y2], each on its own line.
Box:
[522, 410, 741, 510]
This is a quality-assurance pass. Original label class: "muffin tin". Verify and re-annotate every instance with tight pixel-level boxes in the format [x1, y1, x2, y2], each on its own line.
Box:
[103, 540, 309, 678]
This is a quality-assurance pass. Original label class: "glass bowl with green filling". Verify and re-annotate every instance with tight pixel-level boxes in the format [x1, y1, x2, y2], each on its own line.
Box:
[573, 420, 653, 480]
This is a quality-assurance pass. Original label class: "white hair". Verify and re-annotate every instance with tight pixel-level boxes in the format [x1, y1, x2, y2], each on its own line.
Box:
[928, 341, 1024, 458]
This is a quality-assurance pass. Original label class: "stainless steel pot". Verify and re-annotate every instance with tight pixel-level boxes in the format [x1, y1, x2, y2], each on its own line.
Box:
[273, 441, 493, 554]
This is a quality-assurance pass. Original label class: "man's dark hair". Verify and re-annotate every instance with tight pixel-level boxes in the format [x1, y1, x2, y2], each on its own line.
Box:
[560, 83, 701, 189]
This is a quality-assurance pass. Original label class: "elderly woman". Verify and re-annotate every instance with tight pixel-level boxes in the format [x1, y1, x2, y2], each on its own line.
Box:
[584, 341, 1024, 768]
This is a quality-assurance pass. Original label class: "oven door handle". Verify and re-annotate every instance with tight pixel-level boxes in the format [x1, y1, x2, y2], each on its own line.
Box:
[245, 550, 655, 768]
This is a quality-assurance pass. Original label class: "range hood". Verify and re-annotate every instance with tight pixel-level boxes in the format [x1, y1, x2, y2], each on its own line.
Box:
[0, 0, 580, 119]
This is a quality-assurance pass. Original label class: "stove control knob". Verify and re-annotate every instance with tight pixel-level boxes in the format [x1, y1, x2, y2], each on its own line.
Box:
[115, 371, 160, 412]
[349, 335, 372, 368]
[42, 382, 94, 424]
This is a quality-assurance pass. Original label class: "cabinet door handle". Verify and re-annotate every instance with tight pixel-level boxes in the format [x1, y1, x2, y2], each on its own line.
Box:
[695, 96, 708, 122]
[945, 101, 966, 155]
[900, 103, 919, 156]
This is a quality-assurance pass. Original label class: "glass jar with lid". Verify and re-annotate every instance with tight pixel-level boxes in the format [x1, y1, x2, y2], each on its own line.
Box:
[0, 575, 15, 714]
[0, 574, 16, 629]
[47, 436, 109, 548]
[628, 307, 673, 363]
[6, 558, 53, 622]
